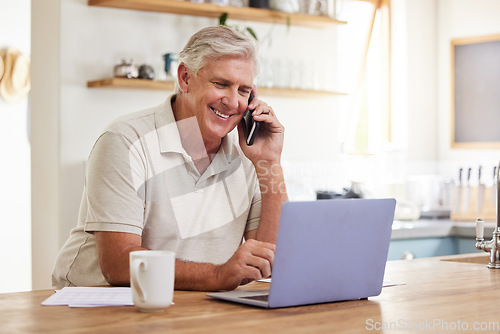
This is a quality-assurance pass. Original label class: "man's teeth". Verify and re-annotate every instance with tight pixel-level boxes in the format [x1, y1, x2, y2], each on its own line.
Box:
[212, 108, 230, 119]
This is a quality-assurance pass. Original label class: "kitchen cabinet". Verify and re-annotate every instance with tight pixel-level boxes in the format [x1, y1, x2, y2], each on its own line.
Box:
[387, 237, 483, 261]
[388, 219, 490, 260]
[87, 0, 347, 97]
[388, 237, 458, 260]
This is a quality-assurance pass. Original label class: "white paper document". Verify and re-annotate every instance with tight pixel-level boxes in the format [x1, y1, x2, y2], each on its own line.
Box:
[41, 287, 133, 307]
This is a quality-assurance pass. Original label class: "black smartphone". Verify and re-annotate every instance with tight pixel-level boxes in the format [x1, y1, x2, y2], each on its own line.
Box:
[241, 92, 260, 146]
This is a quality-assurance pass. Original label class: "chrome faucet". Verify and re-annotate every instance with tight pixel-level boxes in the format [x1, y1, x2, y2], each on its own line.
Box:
[475, 162, 500, 268]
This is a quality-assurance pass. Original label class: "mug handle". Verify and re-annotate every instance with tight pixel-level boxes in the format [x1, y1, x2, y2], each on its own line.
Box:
[131, 259, 147, 303]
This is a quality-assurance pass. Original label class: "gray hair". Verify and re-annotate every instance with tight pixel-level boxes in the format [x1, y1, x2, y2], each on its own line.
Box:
[175, 25, 259, 93]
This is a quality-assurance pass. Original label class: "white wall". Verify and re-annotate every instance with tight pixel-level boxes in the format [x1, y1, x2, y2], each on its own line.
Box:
[31, 0, 62, 291]
[0, 0, 31, 293]
[436, 0, 500, 180]
[389, 0, 500, 185]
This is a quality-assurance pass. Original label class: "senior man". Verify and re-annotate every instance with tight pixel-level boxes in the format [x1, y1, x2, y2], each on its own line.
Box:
[52, 25, 288, 291]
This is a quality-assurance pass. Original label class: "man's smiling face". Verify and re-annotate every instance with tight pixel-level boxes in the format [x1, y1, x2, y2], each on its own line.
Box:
[185, 56, 255, 144]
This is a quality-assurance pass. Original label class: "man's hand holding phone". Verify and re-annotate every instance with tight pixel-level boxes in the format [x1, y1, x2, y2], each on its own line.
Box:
[238, 88, 285, 167]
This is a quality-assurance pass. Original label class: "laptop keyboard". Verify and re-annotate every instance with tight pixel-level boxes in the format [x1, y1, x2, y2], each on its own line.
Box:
[241, 294, 269, 302]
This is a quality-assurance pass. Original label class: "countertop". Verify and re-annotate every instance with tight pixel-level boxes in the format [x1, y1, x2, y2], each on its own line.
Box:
[1, 253, 498, 333]
[391, 218, 497, 240]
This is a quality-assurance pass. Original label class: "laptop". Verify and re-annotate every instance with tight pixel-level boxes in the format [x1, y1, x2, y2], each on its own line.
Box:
[207, 198, 396, 308]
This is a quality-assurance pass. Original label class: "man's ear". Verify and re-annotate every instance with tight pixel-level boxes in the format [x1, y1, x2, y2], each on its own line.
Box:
[177, 63, 190, 93]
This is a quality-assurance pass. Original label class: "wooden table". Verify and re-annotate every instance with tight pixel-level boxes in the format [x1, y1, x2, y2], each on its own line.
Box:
[2, 253, 500, 333]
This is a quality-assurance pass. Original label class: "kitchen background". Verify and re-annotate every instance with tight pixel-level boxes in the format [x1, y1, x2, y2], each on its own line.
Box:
[1, 0, 499, 293]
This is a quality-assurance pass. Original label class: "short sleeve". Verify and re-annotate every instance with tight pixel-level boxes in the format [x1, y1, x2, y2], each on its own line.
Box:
[83, 130, 147, 235]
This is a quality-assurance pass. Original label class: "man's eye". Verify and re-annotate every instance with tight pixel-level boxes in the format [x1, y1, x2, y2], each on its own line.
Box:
[214, 82, 227, 88]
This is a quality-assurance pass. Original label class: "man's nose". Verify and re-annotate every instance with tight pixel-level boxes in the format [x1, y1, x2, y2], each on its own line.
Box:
[221, 90, 239, 110]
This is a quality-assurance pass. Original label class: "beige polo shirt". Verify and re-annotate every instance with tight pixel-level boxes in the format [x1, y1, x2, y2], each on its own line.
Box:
[52, 95, 261, 289]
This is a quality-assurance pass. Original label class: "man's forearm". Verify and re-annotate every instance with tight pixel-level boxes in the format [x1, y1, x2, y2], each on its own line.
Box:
[174, 260, 222, 291]
[254, 161, 288, 244]
[95, 231, 147, 287]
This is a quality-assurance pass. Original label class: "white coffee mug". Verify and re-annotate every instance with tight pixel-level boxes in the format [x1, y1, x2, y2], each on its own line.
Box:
[129, 250, 175, 312]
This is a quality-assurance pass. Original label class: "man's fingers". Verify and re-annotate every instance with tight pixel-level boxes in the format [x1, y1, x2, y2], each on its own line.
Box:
[242, 239, 275, 278]
[246, 255, 272, 278]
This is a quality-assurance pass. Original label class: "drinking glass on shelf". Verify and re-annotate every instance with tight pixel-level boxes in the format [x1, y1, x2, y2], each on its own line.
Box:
[290, 59, 302, 89]
[301, 61, 314, 90]
[312, 62, 321, 90]
[275, 59, 290, 89]
[230, 0, 247, 6]
[257, 58, 275, 88]
[155, 64, 167, 81]
[209, 0, 230, 5]
[323, 61, 335, 92]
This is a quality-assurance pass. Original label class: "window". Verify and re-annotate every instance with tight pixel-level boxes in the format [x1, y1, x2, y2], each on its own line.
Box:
[338, 0, 391, 155]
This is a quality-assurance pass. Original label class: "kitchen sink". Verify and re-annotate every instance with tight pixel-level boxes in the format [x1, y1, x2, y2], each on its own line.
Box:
[439, 253, 489, 264]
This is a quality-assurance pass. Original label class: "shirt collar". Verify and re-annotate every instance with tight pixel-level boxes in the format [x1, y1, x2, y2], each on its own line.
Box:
[155, 94, 185, 155]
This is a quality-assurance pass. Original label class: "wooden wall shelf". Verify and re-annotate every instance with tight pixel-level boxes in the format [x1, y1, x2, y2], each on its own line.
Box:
[88, 78, 174, 91]
[88, 0, 347, 28]
[87, 78, 347, 98]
